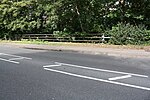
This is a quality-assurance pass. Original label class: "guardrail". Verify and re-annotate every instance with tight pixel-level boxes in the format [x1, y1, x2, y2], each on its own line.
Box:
[22, 34, 111, 43]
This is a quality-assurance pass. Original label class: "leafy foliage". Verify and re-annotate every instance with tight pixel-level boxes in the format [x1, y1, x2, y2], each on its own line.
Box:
[108, 23, 150, 45]
[0, 0, 150, 45]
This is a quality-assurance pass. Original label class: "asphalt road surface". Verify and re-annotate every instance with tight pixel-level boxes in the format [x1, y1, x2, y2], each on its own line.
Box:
[0, 44, 150, 100]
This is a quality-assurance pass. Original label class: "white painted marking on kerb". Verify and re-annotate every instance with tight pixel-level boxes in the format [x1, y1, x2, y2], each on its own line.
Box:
[108, 75, 132, 81]
[43, 64, 61, 68]
[44, 68, 150, 91]
[0, 58, 19, 64]
[55, 62, 148, 78]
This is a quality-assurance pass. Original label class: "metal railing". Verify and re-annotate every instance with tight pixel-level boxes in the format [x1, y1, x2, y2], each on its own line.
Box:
[22, 33, 111, 43]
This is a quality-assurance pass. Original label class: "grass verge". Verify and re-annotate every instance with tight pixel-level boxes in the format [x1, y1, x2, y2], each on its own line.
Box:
[0, 39, 150, 51]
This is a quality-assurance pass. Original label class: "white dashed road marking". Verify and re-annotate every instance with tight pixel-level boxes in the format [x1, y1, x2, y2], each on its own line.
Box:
[43, 64, 62, 68]
[0, 53, 32, 60]
[9, 57, 25, 61]
[0, 58, 20, 64]
[0, 53, 32, 64]
[55, 62, 148, 78]
[108, 75, 132, 81]
[43, 62, 150, 91]
[44, 68, 150, 91]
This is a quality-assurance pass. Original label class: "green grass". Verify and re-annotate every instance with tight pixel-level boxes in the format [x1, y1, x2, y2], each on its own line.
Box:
[0, 39, 150, 50]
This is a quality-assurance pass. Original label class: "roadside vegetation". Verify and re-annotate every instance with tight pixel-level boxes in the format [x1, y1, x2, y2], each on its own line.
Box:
[1, 39, 150, 51]
[0, 0, 150, 45]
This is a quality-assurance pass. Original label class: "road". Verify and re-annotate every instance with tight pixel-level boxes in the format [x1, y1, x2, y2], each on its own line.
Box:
[0, 44, 150, 100]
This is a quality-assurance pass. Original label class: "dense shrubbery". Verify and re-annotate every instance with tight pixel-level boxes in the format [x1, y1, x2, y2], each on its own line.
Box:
[107, 23, 150, 45]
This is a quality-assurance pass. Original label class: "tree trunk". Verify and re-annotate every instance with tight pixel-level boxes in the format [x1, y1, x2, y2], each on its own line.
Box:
[119, 0, 125, 23]
[75, 5, 84, 32]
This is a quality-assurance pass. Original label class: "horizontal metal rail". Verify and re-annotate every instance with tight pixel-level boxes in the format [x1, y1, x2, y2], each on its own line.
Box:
[22, 34, 111, 43]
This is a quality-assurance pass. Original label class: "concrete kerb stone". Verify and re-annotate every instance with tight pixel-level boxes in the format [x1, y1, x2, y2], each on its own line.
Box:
[1, 43, 150, 58]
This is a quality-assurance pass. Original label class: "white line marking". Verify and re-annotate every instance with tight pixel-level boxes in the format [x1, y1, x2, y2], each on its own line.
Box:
[108, 75, 132, 81]
[0, 53, 32, 64]
[43, 64, 61, 68]
[0, 53, 32, 60]
[9, 57, 24, 61]
[44, 68, 150, 91]
[55, 62, 148, 78]
[0, 58, 20, 64]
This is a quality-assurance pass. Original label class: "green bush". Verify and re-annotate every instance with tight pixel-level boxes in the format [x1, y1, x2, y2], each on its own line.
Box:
[53, 31, 70, 37]
[107, 23, 150, 45]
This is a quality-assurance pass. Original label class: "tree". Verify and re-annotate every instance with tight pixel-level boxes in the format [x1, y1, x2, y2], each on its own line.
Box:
[0, 0, 149, 42]
[106, 0, 150, 28]
[0, 0, 41, 39]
